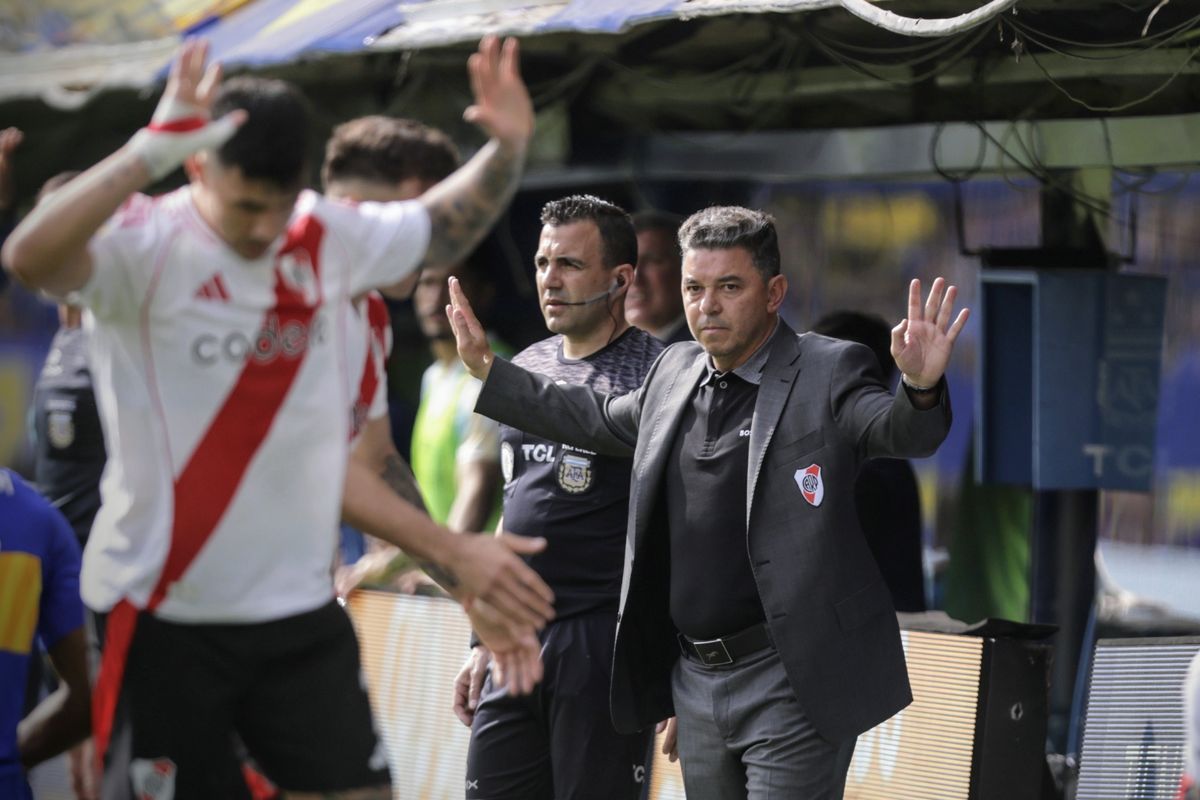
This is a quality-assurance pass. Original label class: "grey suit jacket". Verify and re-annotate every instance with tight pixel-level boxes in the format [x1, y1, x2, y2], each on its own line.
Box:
[476, 321, 952, 742]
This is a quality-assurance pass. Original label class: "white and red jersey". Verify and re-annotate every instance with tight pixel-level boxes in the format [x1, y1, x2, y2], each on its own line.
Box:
[348, 291, 392, 442]
[74, 186, 429, 623]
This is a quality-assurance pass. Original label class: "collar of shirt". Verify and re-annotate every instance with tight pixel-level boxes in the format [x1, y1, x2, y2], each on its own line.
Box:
[701, 318, 781, 387]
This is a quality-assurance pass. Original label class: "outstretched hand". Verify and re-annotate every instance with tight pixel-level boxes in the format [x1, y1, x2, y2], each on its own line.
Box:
[131, 38, 246, 180]
[446, 276, 497, 381]
[890, 277, 969, 389]
[463, 36, 534, 151]
[160, 38, 224, 120]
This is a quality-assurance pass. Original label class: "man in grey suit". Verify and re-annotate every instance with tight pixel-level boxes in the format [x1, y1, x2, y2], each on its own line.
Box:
[446, 205, 969, 798]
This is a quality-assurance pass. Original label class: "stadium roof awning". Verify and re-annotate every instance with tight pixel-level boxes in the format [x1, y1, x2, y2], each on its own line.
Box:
[3, 0, 1015, 107]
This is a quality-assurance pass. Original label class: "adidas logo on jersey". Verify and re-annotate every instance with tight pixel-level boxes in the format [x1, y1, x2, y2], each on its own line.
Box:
[194, 272, 230, 302]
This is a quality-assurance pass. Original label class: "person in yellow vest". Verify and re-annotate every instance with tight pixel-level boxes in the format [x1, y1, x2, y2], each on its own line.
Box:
[411, 252, 507, 532]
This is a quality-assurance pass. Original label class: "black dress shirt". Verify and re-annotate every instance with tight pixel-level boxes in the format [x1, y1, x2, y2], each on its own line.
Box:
[665, 323, 779, 640]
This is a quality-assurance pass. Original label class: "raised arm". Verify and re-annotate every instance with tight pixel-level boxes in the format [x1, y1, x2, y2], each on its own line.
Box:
[447, 276, 642, 455]
[1, 39, 244, 296]
[413, 36, 533, 274]
[890, 276, 969, 409]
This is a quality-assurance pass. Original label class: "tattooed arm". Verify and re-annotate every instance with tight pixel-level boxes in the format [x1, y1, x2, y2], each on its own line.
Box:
[393, 36, 532, 286]
[3, 40, 241, 296]
[352, 415, 427, 514]
[341, 457, 553, 627]
[336, 415, 428, 596]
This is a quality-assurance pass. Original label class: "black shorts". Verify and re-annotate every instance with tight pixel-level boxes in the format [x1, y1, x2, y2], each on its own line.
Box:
[101, 600, 388, 799]
[466, 609, 654, 800]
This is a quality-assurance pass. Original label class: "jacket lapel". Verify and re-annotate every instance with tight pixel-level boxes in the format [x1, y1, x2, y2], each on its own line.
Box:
[746, 324, 803, 530]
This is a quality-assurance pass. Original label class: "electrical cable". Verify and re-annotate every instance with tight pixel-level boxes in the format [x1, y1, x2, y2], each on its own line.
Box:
[1004, 10, 1200, 51]
[837, 0, 1018, 38]
[1019, 36, 1200, 112]
[798, 23, 989, 86]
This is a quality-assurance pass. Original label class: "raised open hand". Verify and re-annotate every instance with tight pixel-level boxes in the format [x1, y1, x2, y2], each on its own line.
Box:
[462, 36, 534, 151]
[131, 39, 245, 180]
[158, 38, 224, 123]
[446, 276, 497, 381]
[890, 277, 969, 389]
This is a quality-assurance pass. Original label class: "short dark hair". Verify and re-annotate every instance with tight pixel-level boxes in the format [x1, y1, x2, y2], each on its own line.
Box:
[540, 194, 636, 270]
[812, 310, 895, 382]
[322, 116, 459, 189]
[678, 206, 780, 279]
[211, 77, 313, 188]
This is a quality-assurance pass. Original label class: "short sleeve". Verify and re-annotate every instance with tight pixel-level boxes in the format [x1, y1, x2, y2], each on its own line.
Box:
[323, 198, 431, 297]
[70, 193, 163, 321]
[38, 505, 85, 649]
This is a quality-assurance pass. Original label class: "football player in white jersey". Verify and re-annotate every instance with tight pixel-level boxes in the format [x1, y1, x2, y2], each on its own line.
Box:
[322, 115, 455, 595]
[4, 36, 552, 800]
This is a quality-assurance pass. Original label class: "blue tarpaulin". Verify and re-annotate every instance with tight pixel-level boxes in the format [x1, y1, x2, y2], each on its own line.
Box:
[538, 0, 682, 34]
[194, 0, 410, 67]
[0, 0, 836, 104]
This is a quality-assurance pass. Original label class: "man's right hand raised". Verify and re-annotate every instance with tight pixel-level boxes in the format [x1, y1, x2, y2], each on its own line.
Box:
[446, 275, 496, 381]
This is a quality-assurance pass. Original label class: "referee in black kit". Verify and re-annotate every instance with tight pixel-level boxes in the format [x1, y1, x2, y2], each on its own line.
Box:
[452, 195, 664, 799]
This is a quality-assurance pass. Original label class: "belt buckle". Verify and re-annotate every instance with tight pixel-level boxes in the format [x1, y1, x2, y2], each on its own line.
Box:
[692, 637, 733, 666]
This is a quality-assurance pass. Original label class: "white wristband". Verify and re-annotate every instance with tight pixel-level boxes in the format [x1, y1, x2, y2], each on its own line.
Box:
[128, 114, 241, 181]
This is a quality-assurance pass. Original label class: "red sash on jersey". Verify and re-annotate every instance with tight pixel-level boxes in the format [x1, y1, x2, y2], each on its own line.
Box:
[93, 216, 326, 769]
[351, 291, 390, 440]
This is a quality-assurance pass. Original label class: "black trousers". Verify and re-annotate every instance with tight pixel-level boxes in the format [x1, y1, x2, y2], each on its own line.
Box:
[101, 601, 387, 799]
[466, 609, 654, 800]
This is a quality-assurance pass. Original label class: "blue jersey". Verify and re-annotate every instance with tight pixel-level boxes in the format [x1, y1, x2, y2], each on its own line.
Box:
[0, 468, 83, 784]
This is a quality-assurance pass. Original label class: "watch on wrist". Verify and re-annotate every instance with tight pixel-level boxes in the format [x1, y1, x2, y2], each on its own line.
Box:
[901, 374, 936, 393]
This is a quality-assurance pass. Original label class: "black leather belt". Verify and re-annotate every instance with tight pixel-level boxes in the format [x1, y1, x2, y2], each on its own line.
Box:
[678, 622, 773, 667]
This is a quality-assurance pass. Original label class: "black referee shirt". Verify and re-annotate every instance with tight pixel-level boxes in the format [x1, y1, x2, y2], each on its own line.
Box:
[499, 327, 664, 620]
[665, 323, 780, 640]
[32, 325, 106, 547]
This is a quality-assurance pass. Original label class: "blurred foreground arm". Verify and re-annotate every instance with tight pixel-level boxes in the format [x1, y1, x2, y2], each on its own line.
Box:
[1, 40, 243, 297]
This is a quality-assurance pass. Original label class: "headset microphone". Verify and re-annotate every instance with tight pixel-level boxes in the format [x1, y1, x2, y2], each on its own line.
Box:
[557, 278, 623, 306]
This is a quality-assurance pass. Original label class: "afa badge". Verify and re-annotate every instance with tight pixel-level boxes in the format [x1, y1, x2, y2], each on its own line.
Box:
[557, 453, 593, 494]
[794, 463, 824, 507]
[47, 410, 75, 449]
